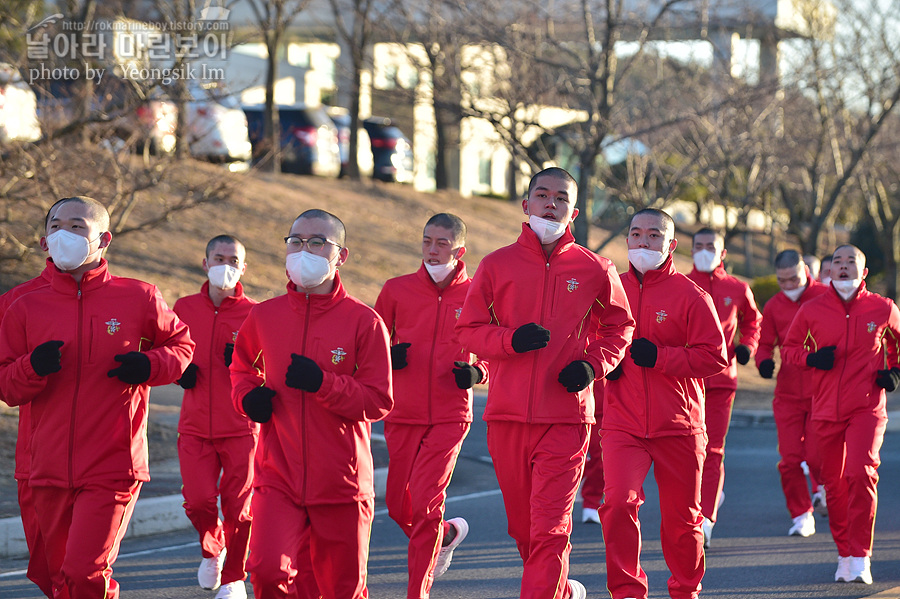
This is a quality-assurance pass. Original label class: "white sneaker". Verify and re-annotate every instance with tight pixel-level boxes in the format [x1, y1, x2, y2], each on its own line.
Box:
[215, 580, 247, 599]
[849, 556, 872, 584]
[582, 506, 600, 524]
[434, 517, 469, 578]
[198, 547, 226, 590]
[701, 517, 714, 549]
[812, 485, 828, 518]
[567, 579, 587, 599]
[835, 555, 851, 582]
[788, 511, 815, 537]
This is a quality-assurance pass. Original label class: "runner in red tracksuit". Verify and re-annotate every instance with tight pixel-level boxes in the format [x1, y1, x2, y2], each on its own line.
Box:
[375, 213, 489, 598]
[0, 260, 53, 598]
[600, 209, 727, 599]
[782, 245, 900, 585]
[231, 210, 392, 599]
[173, 235, 259, 598]
[457, 168, 634, 599]
[0, 195, 194, 599]
[755, 250, 828, 537]
[686, 228, 761, 544]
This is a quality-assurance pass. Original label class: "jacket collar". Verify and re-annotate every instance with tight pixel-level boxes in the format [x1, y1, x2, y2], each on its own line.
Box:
[199, 280, 246, 309]
[516, 222, 576, 259]
[415, 260, 469, 289]
[689, 263, 727, 280]
[286, 270, 347, 311]
[828, 279, 870, 305]
[48, 258, 112, 295]
[627, 252, 678, 286]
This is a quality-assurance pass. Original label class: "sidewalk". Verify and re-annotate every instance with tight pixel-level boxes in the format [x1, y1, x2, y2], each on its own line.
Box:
[2, 372, 898, 559]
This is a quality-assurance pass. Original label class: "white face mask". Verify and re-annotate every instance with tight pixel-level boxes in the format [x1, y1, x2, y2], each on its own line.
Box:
[207, 264, 242, 290]
[820, 276, 832, 286]
[424, 261, 456, 283]
[629, 248, 667, 274]
[832, 279, 861, 300]
[692, 249, 721, 273]
[46, 229, 96, 271]
[528, 215, 568, 245]
[782, 286, 804, 302]
[286, 251, 335, 289]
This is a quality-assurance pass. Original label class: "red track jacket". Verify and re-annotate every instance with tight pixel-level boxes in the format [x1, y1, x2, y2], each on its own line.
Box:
[375, 261, 488, 424]
[455, 224, 634, 424]
[0, 259, 194, 487]
[687, 264, 761, 391]
[755, 280, 828, 400]
[230, 273, 393, 504]
[603, 256, 728, 437]
[782, 282, 900, 421]
[174, 281, 258, 438]
[0, 260, 54, 480]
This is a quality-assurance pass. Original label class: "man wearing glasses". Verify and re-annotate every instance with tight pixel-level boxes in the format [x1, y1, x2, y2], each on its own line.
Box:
[230, 209, 393, 599]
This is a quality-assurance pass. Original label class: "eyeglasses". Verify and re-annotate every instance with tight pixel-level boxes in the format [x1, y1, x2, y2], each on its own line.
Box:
[284, 236, 341, 251]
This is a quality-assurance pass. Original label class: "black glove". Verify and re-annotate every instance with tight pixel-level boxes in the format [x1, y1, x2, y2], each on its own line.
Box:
[285, 353, 323, 392]
[511, 323, 550, 353]
[391, 342, 411, 370]
[734, 344, 751, 365]
[875, 367, 900, 392]
[452, 361, 482, 389]
[806, 346, 836, 371]
[224, 343, 234, 367]
[30, 340, 64, 377]
[558, 360, 595, 392]
[177, 363, 199, 389]
[242, 386, 276, 423]
[606, 363, 623, 381]
[630, 338, 658, 368]
[758, 359, 775, 379]
[107, 352, 151, 384]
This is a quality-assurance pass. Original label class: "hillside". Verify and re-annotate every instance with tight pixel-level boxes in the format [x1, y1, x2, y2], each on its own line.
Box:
[2, 161, 697, 307]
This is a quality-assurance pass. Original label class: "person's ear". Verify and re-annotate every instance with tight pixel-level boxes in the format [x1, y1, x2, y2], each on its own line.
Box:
[522, 198, 529, 215]
[98, 231, 113, 249]
[40, 236, 49, 252]
[455, 246, 466, 261]
[202, 258, 210, 273]
[720, 248, 727, 261]
[336, 247, 350, 268]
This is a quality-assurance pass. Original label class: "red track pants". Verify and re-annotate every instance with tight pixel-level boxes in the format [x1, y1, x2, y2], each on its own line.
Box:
[247, 485, 373, 599]
[581, 424, 605, 511]
[813, 414, 886, 558]
[31, 480, 141, 599]
[384, 421, 469, 599]
[17, 479, 53, 597]
[599, 430, 706, 599]
[773, 394, 821, 518]
[486, 421, 587, 599]
[178, 432, 257, 585]
[700, 387, 734, 522]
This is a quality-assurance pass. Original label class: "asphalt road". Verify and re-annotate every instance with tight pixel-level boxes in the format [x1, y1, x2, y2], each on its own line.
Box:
[3, 395, 900, 598]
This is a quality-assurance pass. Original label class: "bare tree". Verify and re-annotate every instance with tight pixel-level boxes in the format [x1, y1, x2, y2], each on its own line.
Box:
[246, 0, 311, 173]
[457, 0, 709, 245]
[327, 0, 385, 180]
[383, 0, 468, 190]
[776, 0, 900, 256]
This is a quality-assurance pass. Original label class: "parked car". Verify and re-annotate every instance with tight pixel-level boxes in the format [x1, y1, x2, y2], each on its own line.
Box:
[243, 104, 341, 177]
[0, 63, 42, 144]
[326, 106, 372, 178]
[362, 116, 414, 183]
[185, 82, 251, 169]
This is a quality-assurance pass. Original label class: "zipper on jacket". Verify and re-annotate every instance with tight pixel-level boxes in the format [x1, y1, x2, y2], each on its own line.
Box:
[836, 308, 851, 420]
[300, 294, 312, 503]
[427, 294, 442, 424]
[637, 282, 652, 438]
[208, 309, 219, 437]
[69, 285, 84, 487]
[528, 261, 552, 422]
